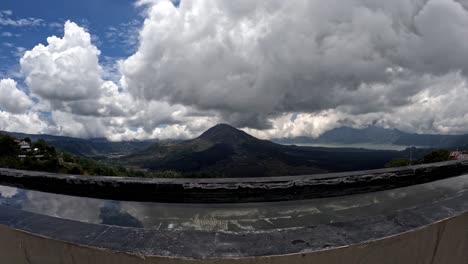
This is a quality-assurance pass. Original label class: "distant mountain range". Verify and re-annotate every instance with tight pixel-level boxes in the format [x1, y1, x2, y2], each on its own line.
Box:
[6, 124, 460, 177]
[120, 124, 423, 177]
[1, 131, 155, 158]
[273, 126, 468, 149]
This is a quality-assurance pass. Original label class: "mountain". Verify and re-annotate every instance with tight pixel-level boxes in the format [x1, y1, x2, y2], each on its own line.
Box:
[198, 123, 259, 145]
[2, 131, 154, 158]
[273, 126, 468, 149]
[121, 124, 418, 177]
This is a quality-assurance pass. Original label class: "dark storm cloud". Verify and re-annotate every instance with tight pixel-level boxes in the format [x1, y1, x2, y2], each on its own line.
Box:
[121, 0, 468, 129]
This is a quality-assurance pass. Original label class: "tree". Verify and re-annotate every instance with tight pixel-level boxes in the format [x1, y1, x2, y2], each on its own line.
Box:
[43, 156, 60, 172]
[385, 158, 411, 168]
[68, 166, 84, 175]
[422, 149, 450, 164]
[0, 134, 18, 156]
[33, 139, 48, 151]
[62, 152, 75, 163]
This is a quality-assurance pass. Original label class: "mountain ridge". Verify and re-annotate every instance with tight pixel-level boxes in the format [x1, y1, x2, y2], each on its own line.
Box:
[120, 124, 422, 177]
[1, 131, 155, 157]
[4, 124, 467, 161]
[273, 126, 468, 148]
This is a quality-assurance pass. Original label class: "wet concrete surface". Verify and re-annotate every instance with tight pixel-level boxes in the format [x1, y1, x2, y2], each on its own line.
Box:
[0, 163, 467, 262]
[1, 173, 467, 232]
[0, 173, 467, 259]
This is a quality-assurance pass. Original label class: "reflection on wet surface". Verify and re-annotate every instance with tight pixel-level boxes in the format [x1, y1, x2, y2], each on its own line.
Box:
[1, 174, 468, 232]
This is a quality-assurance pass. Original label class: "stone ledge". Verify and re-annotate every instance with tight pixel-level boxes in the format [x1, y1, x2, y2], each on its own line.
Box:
[1, 160, 468, 203]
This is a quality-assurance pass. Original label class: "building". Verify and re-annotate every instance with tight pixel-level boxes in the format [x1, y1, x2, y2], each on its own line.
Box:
[18, 141, 32, 159]
[450, 151, 468, 160]
[18, 141, 31, 153]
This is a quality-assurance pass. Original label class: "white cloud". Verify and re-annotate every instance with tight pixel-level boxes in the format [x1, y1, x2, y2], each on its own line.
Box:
[0, 78, 32, 114]
[19, 22, 137, 121]
[4, 1, 468, 140]
[0, 10, 13, 16]
[23, 191, 104, 224]
[104, 19, 142, 53]
[12, 47, 26, 58]
[0, 10, 44, 27]
[48, 22, 63, 30]
[0, 186, 18, 198]
[245, 111, 344, 139]
[18, 21, 131, 137]
[120, 0, 468, 132]
[0, 111, 50, 134]
[17, 20, 222, 140]
[2, 42, 13, 48]
[21, 21, 103, 102]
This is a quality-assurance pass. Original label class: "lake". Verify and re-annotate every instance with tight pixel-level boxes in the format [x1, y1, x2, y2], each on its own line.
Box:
[284, 143, 426, 151]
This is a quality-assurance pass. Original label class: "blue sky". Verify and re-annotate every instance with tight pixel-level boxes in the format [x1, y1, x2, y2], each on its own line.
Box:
[0, 0, 144, 78]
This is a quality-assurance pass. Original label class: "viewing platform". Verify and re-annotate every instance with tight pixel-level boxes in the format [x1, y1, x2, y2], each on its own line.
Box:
[0, 161, 467, 263]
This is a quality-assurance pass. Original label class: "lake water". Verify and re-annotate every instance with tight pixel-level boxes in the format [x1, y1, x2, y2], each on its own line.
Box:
[285, 143, 424, 151]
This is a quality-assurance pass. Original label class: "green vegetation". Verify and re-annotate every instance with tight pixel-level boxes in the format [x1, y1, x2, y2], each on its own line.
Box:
[421, 149, 450, 164]
[0, 134, 18, 156]
[385, 158, 412, 168]
[0, 133, 150, 177]
[5, 131, 154, 157]
[385, 149, 452, 168]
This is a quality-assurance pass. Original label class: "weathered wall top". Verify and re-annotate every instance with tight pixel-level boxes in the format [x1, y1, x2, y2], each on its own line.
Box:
[1, 160, 467, 203]
[0, 176, 467, 259]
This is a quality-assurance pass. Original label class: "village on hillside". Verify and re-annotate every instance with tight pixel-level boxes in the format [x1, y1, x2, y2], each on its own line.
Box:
[0, 133, 144, 177]
[16, 138, 46, 160]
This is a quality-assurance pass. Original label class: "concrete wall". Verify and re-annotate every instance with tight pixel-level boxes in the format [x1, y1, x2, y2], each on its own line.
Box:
[0, 212, 467, 264]
[2, 160, 468, 203]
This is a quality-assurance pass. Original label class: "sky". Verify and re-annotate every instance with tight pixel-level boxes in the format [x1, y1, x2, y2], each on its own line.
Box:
[2, 0, 468, 141]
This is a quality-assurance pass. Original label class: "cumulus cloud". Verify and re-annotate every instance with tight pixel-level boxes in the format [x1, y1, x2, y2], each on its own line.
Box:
[21, 21, 103, 102]
[0, 78, 32, 113]
[120, 0, 468, 132]
[0, 78, 49, 135]
[3, 1, 468, 140]
[17, 21, 131, 137]
[0, 111, 50, 134]
[16, 21, 219, 139]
